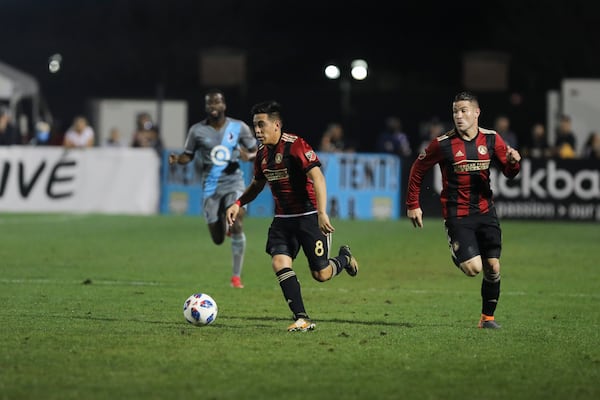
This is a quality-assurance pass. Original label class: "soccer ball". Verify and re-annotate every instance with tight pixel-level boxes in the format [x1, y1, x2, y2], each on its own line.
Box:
[183, 293, 218, 326]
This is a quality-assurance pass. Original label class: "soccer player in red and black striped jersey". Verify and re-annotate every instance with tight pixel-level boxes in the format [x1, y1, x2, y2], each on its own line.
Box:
[226, 100, 359, 332]
[406, 91, 521, 329]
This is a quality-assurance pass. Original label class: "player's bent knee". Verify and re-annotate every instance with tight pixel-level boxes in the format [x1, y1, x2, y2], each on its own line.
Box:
[460, 257, 482, 277]
[311, 267, 332, 282]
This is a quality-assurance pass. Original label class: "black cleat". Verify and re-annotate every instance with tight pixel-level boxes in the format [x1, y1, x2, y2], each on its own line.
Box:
[338, 245, 358, 277]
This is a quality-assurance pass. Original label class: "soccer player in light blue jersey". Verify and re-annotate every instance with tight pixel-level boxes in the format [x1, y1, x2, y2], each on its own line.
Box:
[169, 89, 257, 288]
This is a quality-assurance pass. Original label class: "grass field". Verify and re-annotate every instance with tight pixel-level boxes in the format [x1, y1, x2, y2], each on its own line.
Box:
[1, 213, 599, 400]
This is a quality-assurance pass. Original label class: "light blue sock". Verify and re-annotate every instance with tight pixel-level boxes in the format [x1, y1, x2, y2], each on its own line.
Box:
[231, 233, 246, 277]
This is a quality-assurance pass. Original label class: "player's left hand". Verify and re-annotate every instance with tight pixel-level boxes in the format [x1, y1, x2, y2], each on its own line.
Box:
[318, 212, 335, 235]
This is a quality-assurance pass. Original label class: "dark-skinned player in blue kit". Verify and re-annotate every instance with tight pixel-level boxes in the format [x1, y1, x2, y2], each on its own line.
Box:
[169, 89, 257, 288]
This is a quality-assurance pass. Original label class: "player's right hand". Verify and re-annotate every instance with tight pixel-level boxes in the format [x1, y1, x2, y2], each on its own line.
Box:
[168, 153, 177, 165]
[407, 207, 424, 228]
[226, 204, 239, 226]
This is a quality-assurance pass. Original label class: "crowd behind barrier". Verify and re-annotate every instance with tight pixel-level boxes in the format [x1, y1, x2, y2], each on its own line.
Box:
[0, 144, 598, 222]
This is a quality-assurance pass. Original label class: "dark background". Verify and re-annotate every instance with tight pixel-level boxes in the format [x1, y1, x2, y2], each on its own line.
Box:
[3, 0, 600, 151]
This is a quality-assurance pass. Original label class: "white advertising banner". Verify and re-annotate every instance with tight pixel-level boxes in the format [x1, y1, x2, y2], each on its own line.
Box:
[0, 147, 160, 215]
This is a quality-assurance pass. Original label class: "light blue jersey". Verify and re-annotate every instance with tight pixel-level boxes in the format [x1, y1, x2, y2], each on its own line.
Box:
[183, 117, 256, 222]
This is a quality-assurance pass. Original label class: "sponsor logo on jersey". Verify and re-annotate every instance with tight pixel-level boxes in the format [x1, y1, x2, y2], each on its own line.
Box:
[453, 159, 490, 172]
[263, 168, 289, 181]
[210, 145, 231, 166]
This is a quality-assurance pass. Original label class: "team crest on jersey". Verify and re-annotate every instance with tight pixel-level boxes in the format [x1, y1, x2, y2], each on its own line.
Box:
[304, 150, 316, 161]
[227, 132, 235, 142]
[418, 150, 426, 160]
[478, 145, 488, 155]
[275, 153, 283, 163]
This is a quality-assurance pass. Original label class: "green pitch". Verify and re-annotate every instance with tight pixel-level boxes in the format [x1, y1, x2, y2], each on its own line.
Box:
[0, 214, 598, 400]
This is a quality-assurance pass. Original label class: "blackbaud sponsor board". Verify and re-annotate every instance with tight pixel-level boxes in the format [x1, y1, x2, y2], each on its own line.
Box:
[420, 158, 600, 221]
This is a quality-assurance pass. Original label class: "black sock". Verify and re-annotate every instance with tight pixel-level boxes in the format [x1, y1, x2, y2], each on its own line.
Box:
[276, 268, 308, 320]
[481, 278, 500, 316]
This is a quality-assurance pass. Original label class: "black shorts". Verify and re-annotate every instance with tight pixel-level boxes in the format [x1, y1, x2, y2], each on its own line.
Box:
[444, 211, 502, 265]
[266, 213, 330, 271]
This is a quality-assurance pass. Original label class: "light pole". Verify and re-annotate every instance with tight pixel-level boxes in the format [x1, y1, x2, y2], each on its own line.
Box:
[324, 59, 368, 130]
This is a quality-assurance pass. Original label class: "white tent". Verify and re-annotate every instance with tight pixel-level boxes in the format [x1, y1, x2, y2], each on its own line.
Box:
[0, 60, 45, 136]
[0, 60, 39, 102]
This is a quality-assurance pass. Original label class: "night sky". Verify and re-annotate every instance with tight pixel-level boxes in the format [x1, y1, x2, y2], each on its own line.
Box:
[3, 0, 600, 150]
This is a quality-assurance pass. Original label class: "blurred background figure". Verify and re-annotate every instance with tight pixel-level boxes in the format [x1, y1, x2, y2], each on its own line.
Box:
[376, 116, 412, 158]
[29, 121, 52, 146]
[105, 127, 123, 147]
[63, 115, 95, 148]
[319, 122, 354, 153]
[0, 105, 21, 145]
[522, 122, 551, 159]
[131, 112, 163, 155]
[418, 117, 445, 153]
[582, 131, 600, 160]
[553, 114, 577, 159]
[494, 115, 518, 148]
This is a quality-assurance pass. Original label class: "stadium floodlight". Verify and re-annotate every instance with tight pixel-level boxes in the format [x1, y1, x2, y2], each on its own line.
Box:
[324, 64, 341, 80]
[350, 59, 368, 81]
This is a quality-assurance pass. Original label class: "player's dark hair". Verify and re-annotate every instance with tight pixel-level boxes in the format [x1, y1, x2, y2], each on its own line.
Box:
[250, 100, 282, 122]
[454, 91, 479, 106]
[205, 88, 226, 101]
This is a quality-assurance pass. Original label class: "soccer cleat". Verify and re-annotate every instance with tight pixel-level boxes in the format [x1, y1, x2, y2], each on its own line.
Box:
[287, 318, 316, 332]
[478, 315, 501, 329]
[230, 276, 244, 288]
[339, 245, 358, 277]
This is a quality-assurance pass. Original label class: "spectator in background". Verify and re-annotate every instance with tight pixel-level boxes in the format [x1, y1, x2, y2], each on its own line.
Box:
[319, 122, 354, 153]
[553, 114, 577, 159]
[376, 116, 412, 158]
[105, 127, 123, 147]
[494, 115, 518, 149]
[418, 117, 445, 153]
[0, 106, 21, 145]
[29, 121, 52, 146]
[522, 122, 551, 159]
[582, 131, 600, 160]
[131, 112, 163, 155]
[63, 115, 95, 148]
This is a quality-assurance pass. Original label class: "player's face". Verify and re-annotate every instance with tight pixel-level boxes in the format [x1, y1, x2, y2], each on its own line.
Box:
[205, 94, 226, 119]
[452, 100, 480, 134]
[253, 113, 281, 145]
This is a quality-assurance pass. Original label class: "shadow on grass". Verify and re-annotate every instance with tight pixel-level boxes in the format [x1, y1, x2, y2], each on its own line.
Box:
[221, 315, 416, 328]
[68, 314, 416, 328]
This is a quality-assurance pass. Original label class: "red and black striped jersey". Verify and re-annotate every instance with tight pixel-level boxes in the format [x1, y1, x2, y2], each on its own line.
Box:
[406, 128, 520, 218]
[254, 132, 321, 216]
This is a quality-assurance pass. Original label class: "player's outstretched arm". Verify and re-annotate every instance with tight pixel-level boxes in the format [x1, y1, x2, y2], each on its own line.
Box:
[226, 178, 266, 226]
